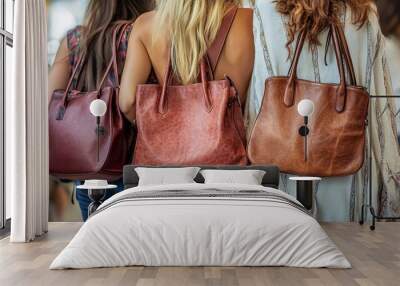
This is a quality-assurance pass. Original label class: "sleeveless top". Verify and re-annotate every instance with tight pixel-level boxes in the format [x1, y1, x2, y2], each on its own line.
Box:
[66, 24, 132, 90]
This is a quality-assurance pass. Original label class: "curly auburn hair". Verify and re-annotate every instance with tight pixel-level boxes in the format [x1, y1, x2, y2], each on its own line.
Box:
[274, 0, 374, 53]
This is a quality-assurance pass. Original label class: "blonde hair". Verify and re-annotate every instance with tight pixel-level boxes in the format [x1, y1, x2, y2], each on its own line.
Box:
[155, 0, 242, 84]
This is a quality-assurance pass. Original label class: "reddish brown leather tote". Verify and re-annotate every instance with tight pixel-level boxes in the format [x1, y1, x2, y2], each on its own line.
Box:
[248, 24, 369, 177]
[49, 23, 134, 180]
[134, 8, 247, 166]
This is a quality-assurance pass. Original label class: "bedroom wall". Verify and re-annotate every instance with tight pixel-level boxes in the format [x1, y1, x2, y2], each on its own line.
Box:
[47, 0, 400, 223]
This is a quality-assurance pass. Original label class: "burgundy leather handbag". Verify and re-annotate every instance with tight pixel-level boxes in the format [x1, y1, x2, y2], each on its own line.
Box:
[247, 24, 369, 177]
[134, 7, 247, 166]
[49, 23, 134, 180]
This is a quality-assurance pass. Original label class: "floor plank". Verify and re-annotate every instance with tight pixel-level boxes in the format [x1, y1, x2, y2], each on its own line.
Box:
[0, 222, 399, 286]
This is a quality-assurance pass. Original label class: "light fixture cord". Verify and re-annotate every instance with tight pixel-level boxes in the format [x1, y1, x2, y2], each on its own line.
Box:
[97, 117, 100, 162]
[305, 116, 308, 162]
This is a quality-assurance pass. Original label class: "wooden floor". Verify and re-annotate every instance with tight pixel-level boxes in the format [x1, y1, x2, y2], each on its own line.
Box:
[0, 222, 399, 286]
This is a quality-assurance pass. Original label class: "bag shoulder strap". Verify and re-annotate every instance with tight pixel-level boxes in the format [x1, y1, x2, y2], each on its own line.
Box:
[206, 6, 238, 74]
[284, 24, 351, 112]
[97, 22, 131, 90]
[335, 24, 357, 86]
[162, 7, 238, 88]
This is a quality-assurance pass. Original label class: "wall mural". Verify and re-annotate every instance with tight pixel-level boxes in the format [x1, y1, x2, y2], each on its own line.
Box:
[47, 0, 400, 224]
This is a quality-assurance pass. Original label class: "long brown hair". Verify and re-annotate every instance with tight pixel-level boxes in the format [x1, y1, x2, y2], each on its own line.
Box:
[80, 0, 154, 90]
[274, 0, 373, 54]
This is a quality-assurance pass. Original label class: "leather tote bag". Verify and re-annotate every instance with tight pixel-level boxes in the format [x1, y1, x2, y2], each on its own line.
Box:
[49, 23, 134, 180]
[134, 7, 247, 166]
[247, 24, 369, 177]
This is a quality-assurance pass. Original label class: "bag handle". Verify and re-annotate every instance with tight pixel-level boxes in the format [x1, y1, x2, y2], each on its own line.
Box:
[284, 23, 356, 113]
[62, 52, 87, 103]
[324, 26, 357, 86]
[97, 22, 131, 90]
[331, 24, 349, 112]
[57, 23, 130, 120]
[335, 24, 357, 86]
[158, 56, 212, 114]
[286, 28, 307, 84]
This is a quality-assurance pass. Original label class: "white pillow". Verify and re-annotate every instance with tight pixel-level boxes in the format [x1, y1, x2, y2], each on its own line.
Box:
[200, 169, 266, 185]
[135, 167, 200, 186]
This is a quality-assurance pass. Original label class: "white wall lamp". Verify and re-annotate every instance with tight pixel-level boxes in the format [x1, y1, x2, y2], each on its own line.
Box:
[90, 99, 107, 161]
[297, 99, 315, 162]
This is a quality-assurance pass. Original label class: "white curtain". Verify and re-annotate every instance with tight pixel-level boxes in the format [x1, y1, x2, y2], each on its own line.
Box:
[8, 0, 49, 242]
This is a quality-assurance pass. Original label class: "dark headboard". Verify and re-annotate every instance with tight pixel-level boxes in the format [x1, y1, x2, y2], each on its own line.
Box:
[123, 165, 280, 189]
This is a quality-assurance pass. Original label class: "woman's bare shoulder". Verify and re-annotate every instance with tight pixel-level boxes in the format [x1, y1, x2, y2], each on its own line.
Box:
[223, 7, 254, 65]
[234, 8, 253, 32]
[229, 8, 253, 43]
[237, 7, 253, 19]
[132, 11, 157, 37]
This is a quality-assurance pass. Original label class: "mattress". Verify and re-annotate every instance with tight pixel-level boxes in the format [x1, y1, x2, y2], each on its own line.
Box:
[50, 183, 351, 269]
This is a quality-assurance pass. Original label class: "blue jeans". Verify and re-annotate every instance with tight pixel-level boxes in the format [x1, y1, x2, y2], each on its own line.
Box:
[75, 179, 125, 221]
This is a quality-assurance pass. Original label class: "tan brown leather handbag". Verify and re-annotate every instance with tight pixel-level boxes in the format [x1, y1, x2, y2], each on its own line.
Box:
[134, 7, 247, 166]
[49, 23, 135, 180]
[248, 24, 369, 177]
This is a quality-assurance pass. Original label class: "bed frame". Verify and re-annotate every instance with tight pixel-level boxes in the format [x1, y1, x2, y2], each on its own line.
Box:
[123, 165, 280, 189]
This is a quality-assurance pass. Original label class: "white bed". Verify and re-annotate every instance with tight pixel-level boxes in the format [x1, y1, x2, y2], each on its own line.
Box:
[50, 183, 351, 269]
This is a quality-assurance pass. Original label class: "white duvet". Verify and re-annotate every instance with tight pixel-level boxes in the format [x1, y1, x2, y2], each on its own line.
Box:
[50, 183, 351, 269]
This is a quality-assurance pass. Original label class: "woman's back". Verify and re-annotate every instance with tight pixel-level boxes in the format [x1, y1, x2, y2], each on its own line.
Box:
[119, 6, 254, 121]
[141, 8, 253, 86]
[48, 0, 153, 222]
[247, 0, 400, 222]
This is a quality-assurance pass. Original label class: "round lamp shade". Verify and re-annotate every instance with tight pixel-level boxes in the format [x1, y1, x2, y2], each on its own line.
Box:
[297, 99, 315, 117]
[90, 99, 107, 117]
